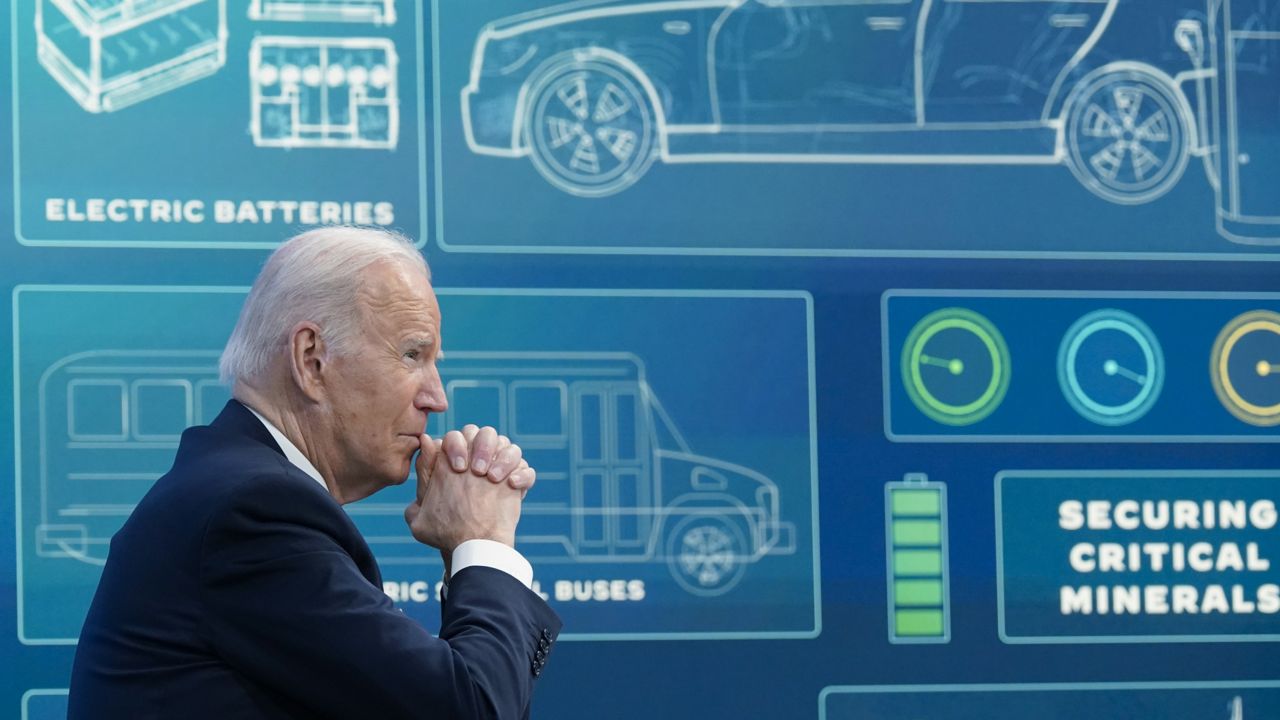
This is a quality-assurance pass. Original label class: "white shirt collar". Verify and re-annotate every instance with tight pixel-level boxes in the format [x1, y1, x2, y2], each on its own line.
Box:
[242, 404, 329, 492]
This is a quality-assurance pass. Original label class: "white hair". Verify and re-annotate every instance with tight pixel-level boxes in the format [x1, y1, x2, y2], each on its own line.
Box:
[220, 226, 429, 386]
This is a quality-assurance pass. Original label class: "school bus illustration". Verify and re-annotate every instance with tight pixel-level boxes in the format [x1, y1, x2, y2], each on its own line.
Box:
[35, 350, 795, 596]
[352, 352, 797, 596]
[35, 351, 230, 566]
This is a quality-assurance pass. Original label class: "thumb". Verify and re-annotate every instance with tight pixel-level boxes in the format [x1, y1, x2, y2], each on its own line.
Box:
[415, 434, 438, 504]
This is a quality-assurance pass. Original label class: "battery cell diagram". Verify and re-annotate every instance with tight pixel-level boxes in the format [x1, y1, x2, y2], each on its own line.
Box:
[34, 0, 402, 151]
[249, 0, 395, 25]
[250, 37, 399, 149]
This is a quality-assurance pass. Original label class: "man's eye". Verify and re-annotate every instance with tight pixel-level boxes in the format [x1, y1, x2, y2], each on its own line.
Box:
[404, 350, 419, 360]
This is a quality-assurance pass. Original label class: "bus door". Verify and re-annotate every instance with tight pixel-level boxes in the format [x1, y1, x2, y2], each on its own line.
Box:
[1220, 0, 1280, 229]
[571, 383, 652, 558]
[508, 380, 573, 546]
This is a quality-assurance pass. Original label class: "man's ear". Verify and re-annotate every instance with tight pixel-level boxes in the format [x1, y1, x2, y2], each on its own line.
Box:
[288, 322, 328, 401]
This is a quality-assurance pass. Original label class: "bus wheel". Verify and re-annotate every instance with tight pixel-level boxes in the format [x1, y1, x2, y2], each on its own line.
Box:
[523, 59, 657, 198]
[1065, 70, 1190, 205]
[666, 514, 748, 596]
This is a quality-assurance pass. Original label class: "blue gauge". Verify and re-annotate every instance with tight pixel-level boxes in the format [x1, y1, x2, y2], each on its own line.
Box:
[1057, 309, 1164, 426]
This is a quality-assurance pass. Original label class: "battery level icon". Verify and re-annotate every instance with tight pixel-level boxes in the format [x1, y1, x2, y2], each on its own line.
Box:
[885, 473, 950, 643]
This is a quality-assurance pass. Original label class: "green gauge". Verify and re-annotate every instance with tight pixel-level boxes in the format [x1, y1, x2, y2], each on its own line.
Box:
[1057, 309, 1164, 426]
[1211, 310, 1280, 427]
[901, 308, 1010, 426]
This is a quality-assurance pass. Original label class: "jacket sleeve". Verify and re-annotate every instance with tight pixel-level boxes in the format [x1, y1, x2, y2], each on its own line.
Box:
[197, 474, 562, 720]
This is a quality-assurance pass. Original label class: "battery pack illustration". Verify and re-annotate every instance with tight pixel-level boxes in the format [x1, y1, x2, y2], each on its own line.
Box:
[885, 473, 951, 643]
[250, 36, 399, 150]
[249, 0, 395, 25]
[36, 0, 228, 113]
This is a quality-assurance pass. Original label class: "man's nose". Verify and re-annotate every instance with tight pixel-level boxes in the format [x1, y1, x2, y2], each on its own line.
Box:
[415, 369, 447, 414]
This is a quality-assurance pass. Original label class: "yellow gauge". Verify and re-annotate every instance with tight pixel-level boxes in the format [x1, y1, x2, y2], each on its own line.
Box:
[1210, 310, 1280, 427]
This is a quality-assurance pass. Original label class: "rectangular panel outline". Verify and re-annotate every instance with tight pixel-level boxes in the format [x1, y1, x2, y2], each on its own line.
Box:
[9, 0, 430, 249]
[994, 469, 1280, 644]
[819, 681, 1280, 720]
[13, 284, 822, 643]
[21, 689, 69, 720]
[429, 2, 1279, 262]
[881, 289, 1280, 443]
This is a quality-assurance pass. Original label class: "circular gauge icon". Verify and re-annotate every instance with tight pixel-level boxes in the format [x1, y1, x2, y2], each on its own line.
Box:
[901, 308, 1011, 426]
[1057, 309, 1164, 426]
[1210, 310, 1280, 427]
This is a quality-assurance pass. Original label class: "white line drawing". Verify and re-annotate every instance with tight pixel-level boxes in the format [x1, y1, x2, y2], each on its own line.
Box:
[35, 351, 226, 565]
[1211, 0, 1280, 244]
[21, 689, 69, 720]
[249, 0, 396, 25]
[33, 351, 795, 597]
[250, 36, 399, 149]
[457, 0, 1280, 243]
[36, 0, 228, 113]
[348, 353, 798, 597]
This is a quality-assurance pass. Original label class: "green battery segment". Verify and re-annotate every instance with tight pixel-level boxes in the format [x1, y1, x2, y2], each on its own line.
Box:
[885, 474, 950, 643]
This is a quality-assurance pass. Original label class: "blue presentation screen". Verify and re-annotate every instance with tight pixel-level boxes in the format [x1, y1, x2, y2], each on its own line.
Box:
[2, 0, 1279, 717]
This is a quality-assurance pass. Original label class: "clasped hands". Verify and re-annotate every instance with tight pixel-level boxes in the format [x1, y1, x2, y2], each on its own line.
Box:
[404, 424, 534, 559]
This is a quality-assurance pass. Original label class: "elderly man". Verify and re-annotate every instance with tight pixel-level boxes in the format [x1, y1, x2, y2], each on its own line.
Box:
[68, 227, 560, 719]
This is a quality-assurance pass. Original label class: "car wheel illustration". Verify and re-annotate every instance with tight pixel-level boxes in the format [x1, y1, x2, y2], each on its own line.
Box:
[666, 513, 748, 597]
[523, 60, 656, 198]
[1065, 70, 1191, 205]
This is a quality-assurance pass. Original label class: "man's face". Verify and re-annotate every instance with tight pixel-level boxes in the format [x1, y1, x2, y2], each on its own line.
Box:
[323, 261, 446, 497]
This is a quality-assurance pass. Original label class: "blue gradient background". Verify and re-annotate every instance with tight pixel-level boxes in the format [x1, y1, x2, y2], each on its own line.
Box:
[3, 0, 1280, 718]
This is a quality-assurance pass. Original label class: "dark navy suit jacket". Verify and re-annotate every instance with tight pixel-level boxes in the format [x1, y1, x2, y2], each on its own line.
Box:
[68, 400, 561, 719]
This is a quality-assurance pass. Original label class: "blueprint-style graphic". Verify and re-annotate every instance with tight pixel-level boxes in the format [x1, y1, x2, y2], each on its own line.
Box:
[251, 36, 400, 149]
[435, 0, 1280, 257]
[12, 0, 426, 247]
[249, 0, 396, 25]
[37, 0, 228, 113]
[13, 286, 818, 643]
[20, 690, 69, 720]
[352, 353, 796, 602]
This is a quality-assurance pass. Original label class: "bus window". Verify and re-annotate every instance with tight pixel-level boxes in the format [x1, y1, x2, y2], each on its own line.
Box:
[613, 391, 640, 462]
[67, 379, 128, 441]
[196, 380, 231, 425]
[131, 380, 193, 441]
[511, 381, 567, 444]
[575, 391, 604, 463]
[448, 381, 505, 432]
[613, 469, 645, 546]
[578, 469, 607, 546]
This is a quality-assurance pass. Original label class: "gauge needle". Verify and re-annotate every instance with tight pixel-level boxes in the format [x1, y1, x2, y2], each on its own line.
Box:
[1259, 360, 1278, 377]
[1103, 359, 1146, 385]
[920, 354, 964, 376]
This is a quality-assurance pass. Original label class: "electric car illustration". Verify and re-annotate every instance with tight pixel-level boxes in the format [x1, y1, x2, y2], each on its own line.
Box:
[462, 0, 1222, 206]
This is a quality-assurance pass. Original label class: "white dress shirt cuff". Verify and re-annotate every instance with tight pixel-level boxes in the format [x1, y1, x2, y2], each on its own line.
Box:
[450, 539, 533, 589]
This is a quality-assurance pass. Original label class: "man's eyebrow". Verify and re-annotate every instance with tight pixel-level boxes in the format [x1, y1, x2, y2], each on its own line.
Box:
[405, 335, 442, 360]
